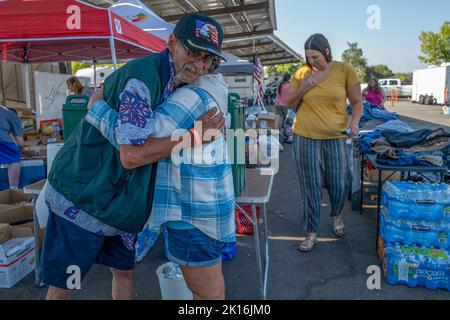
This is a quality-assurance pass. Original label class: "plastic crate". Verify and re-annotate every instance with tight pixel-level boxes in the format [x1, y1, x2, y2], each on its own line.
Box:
[228, 93, 246, 197]
[62, 94, 90, 140]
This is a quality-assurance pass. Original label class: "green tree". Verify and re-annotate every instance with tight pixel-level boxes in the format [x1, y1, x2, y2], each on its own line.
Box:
[364, 64, 394, 83]
[71, 62, 91, 75]
[393, 72, 413, 85]
[265, 62, 304, 77]
[341, 42, 367, 82]
[419, 21, 450, 65]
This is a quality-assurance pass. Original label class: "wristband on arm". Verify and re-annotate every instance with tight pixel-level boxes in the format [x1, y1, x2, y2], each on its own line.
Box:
[189, 128, 202, 147]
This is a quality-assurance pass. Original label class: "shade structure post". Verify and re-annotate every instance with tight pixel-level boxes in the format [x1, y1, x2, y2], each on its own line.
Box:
[23, 63, 31, 108]
[108, 8, 118, 70]
[93, 60, 97, 87]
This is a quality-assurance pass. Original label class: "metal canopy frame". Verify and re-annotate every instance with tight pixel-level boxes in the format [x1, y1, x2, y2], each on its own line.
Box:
[86, 0, 303, 65]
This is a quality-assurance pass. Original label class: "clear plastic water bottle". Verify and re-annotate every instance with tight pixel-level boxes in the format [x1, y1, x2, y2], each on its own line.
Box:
[345, 128, 352, 145]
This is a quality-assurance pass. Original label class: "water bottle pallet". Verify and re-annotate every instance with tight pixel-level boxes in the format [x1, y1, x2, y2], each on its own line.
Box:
[380, 210, 450, 250]
[382, 182, 450, 222]
[382, 243, 450, 292]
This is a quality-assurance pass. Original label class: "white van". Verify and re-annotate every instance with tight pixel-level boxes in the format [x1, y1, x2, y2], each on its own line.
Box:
[75, 67, 114, 87]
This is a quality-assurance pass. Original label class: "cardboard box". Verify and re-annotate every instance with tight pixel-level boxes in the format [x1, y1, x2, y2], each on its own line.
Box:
[20, 115, 37, 134]
[258, 113, 282, 130]
[0, 190, 32, 206]
[21, 145, 47, 158]
[0, 205, 37, 288]
[0, 224, 11, 244]
[0, 205, 45, 251]
[23, 138, 41, 148]
[0, 205, 13, 212]
[12, 107, 34, 117]
[363, 168, 401, 182]
[0, 236, 35, 288]
[0, 205, 34, 233]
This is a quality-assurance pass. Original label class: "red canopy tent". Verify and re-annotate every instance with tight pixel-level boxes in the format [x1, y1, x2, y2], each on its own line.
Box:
[0, 0, 167, 107]
[0, 0, 166, 64]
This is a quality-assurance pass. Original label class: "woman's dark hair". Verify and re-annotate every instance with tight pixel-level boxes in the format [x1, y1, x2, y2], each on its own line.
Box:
[368, 77, 382, 93]
[304, 33, 333, 67]
[277, 73, 291, 95]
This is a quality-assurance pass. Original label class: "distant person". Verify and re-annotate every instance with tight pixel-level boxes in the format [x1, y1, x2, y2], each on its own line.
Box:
[285, 33, 363, 252]
[274, 74, 291, 127]
[0, 106, 24, 190]
[362, 77, 386, 108]
[66, 76, 83, 95]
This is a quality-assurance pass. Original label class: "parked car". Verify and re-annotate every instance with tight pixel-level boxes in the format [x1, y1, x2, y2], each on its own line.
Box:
[361, 78, 413, 98]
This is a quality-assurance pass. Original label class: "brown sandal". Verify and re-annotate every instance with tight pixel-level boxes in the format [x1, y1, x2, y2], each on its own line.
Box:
[333, 218, 345, 237]
[298, 237, 319, 252]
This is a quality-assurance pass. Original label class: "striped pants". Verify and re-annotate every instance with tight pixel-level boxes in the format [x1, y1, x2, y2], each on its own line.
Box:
[292, 135, 351, 233]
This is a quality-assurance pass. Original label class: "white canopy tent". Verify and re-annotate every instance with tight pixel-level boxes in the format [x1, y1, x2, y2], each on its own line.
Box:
[111, 0, 175, 42]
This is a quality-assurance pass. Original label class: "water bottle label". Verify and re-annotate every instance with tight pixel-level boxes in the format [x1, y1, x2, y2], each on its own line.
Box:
[398, 260, 409, 282]
[412, 225, 430, 232]
[416, 200, 436, 205]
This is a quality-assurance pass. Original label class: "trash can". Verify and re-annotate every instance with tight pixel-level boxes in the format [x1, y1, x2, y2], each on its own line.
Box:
[156, 262, 193, 300]
[228, 93, 246, 197]
[62, 94, 90, 140]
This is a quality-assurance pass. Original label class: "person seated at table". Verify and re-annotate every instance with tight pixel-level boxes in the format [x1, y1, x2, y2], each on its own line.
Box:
[362, 77, 386, 108]
[0, 106, 24, 190]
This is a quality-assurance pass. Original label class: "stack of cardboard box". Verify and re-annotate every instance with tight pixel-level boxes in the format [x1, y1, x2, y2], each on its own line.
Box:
[21, 132, 64, 159]
[246, 112, 282, 131]
[13, 107, 37, 135]
[0, 189, 37, 288]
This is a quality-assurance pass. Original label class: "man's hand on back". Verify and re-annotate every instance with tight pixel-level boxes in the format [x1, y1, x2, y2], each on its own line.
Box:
[196, 107, 225, 143]
[87, 90, 104, 110]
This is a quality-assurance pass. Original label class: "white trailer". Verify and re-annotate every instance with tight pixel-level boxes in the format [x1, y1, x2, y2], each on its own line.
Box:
[223, 75, 254, 100]
[412, 64, 450, 105]
[75, 67, 114, 87]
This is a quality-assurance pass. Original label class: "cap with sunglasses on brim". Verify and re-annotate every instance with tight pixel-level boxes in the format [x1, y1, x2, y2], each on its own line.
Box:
[173, 12, 226, 61]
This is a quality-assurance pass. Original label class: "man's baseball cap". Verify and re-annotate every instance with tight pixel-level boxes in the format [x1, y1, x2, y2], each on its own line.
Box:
[173, 13, 226, 61]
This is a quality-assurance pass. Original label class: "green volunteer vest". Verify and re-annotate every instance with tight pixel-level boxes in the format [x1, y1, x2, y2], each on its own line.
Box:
[48, 51, 168, 233]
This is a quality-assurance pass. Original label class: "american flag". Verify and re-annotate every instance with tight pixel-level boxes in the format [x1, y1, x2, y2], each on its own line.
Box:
[253, 53, 264, 106]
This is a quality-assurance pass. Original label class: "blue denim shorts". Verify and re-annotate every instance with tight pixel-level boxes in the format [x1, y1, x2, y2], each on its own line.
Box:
[164, 226, 226, 268]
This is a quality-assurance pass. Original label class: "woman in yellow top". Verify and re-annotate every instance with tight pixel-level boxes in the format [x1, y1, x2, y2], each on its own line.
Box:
[285, 34, 363, 252]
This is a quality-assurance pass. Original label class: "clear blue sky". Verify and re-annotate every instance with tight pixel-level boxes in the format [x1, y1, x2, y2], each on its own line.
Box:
[274, 0, 450, 73]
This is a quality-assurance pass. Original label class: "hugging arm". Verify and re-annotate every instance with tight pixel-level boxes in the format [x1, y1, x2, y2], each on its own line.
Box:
[86, 80, 223, 169]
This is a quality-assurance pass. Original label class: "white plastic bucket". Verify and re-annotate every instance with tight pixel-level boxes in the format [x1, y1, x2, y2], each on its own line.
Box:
[156, 262, 193, 300]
